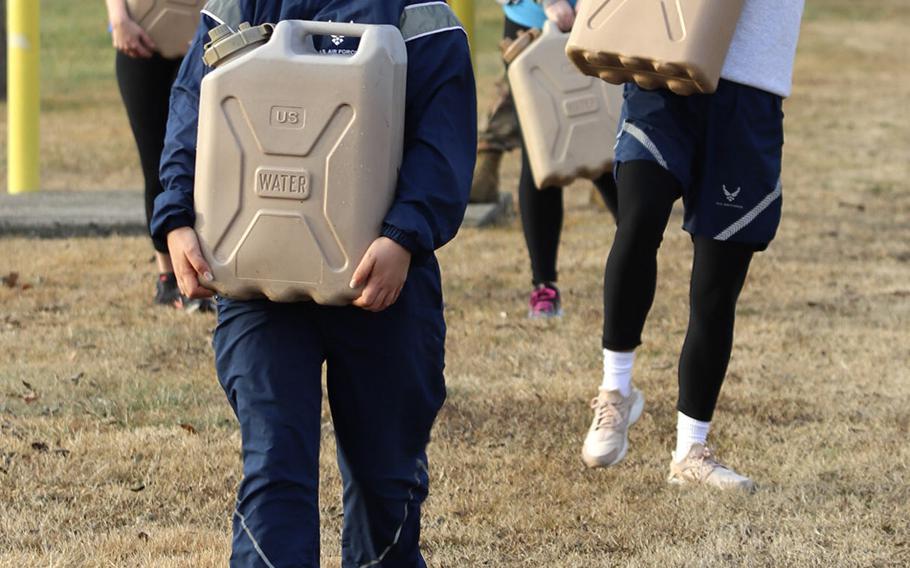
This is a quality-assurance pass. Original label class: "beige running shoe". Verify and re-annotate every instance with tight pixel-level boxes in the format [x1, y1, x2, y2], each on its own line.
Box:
[668, 444, 756, 492]
[581, 388, 644, 468]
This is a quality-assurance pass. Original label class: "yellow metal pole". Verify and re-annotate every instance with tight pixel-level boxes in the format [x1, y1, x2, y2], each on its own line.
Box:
[450, 0, 474, 68]
[7, 0, 40, 194]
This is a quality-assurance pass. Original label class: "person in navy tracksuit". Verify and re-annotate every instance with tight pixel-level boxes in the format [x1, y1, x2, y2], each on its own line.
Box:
[150, 2, 476, 566]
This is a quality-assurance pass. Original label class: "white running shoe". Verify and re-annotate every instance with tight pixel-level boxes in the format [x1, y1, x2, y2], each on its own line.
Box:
[581, 388, 644, 468]
[668, 444, 756, 492]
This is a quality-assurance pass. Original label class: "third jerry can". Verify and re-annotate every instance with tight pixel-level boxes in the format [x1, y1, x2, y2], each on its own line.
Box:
[126, 0, 206, 59]
[566, 0, 745, 96]
[194, 21, 407, 304]
[509, 22, 624, 189]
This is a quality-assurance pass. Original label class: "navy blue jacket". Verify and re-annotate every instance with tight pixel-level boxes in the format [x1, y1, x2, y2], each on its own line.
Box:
[151, 1, 476, 260]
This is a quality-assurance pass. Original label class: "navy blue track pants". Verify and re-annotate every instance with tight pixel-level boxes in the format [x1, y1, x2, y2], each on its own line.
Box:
[213, 258, 447, 568]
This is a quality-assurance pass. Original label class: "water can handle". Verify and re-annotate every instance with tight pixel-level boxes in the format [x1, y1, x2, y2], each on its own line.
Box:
[286, 20, 376, 51]
[293, 20, 375, 41]
[270, 20, 393, 59]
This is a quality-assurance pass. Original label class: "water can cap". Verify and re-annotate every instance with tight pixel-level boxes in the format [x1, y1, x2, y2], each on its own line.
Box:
[203, 22, 273, 68]
[502, 28, 541, 65]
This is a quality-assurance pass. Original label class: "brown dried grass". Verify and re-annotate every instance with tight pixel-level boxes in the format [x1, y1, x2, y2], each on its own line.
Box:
[1, 1, 909, 566]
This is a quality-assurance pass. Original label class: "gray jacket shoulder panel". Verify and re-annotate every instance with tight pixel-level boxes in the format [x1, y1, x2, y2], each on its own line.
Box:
[202, 0, 243, 30]
[399, 2, 463, 42]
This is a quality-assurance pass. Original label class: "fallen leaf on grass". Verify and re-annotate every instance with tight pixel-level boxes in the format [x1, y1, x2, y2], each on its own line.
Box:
[21, 381, 39, 403]
[130, 483, 146, 492]
[179, 423, 198, 435]
[1, 272, 19, 288]
[31, 442, 49, 452]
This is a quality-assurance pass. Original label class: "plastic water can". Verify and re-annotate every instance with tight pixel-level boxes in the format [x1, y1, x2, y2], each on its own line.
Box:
[566, 0, 745, 95]
[126, 0, 206, 59]
[194, 20, 407, 304]
[509, 22, 624, 189]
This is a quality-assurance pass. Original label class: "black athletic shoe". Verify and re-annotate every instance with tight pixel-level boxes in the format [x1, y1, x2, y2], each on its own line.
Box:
[176, 295, 217, 314]
[154, 273, 181, 306]
[155, 273, 216, 314]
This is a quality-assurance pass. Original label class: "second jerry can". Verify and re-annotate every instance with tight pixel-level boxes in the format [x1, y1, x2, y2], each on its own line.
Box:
[194, 21, 407, 304]
[509, 22, 624, 189]
[125, 0, 206, 59]
[566, 0, 745, 95]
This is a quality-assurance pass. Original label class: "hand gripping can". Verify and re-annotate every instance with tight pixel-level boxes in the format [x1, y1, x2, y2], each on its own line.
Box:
[566, 0, 745, 95]
[194, 21, 407, 304]
[125, 0, 207, 59]
[508, 22, 624, 189]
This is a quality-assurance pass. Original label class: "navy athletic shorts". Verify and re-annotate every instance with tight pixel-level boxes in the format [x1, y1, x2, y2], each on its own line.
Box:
[614, 79, 785, 249]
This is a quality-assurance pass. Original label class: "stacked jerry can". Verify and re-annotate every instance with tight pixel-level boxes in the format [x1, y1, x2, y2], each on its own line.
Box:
[193, 21, 408, 304]
[509, 22, 624, 189]
[566, 0, 746, 95]
[126, 0, 207, 58]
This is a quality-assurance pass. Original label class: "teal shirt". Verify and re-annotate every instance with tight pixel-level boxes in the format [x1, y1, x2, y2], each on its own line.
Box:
[503, 0, 577, 30]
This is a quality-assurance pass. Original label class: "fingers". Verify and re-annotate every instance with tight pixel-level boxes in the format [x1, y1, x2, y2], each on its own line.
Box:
[182, 246, 214, 299]
[132, 39, 153, 58]
[352, 282, 403, 312]
[174, 265, 214, 299]
[351, 278, 387, 312]
[186, 245, 214, 285]
[546, 2, 575, 32]
[139, 29, 158, 53]
[167, 228, 215, 299]
[350, 251, 376, 290]
[351, 237, 410, 312]
[172, 251, 199, 298]
[352, 281, 380, 310]
[371, 290, 391, 312]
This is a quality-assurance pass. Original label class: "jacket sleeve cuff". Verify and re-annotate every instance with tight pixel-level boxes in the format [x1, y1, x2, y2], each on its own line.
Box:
[380, 223, 426, 260]
[150, 211, 195, 244]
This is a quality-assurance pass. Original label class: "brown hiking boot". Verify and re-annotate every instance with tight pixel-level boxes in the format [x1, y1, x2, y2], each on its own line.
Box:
[469, 150, 503, 204]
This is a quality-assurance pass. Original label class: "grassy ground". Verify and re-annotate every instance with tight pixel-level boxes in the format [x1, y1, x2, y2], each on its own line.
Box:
[2, 1, 910, 566]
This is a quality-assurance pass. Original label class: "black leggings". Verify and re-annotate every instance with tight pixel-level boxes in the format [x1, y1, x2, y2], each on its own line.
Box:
[519, 149, 618, 285]
[115, 51, 181, 254]
[602, 161, 754, 421]
[504, 17, 619, 285]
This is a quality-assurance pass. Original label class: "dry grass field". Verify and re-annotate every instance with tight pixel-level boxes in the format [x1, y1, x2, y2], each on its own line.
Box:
[2, 1, 910, 566]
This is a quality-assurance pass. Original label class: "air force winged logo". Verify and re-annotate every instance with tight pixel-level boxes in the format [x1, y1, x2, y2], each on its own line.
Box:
[326, 20, 355, 46]
[723, 185, 741, 203]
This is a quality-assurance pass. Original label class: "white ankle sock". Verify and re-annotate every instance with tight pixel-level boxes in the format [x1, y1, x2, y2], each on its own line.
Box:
[675, 412, 711, 462]
[600, 349, 635, 397]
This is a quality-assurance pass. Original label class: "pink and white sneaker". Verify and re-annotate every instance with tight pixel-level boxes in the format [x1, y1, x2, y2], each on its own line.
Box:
[528, 283, 563, 319]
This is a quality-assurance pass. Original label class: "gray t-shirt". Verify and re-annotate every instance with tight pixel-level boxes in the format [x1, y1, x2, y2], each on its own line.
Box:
[721, 0, 805, 97]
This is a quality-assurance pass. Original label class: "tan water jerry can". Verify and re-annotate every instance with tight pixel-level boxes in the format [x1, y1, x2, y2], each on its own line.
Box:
[566, 0, 745, 96]
[194, 21, 407, 304]
[126, 0, 206, 59]
[509, 22, 624, 189]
